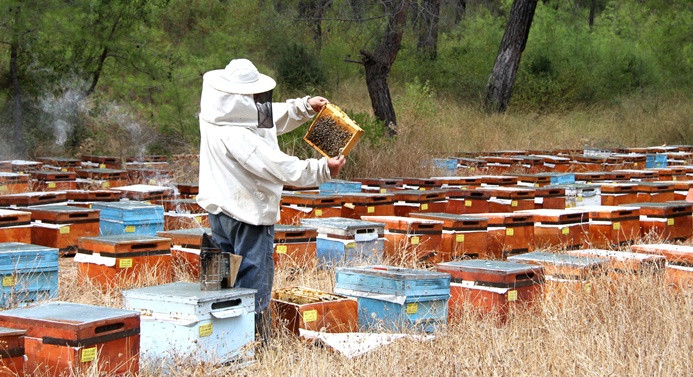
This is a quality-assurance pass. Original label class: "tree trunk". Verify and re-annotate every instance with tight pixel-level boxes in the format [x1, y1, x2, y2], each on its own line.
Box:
[360, 0, 410, 137]
[588, 0, 596, 29]
[454, 0, 466, 26]
[10, 41, 24, 157]
[416, 0, 442, 59]
[483, 0, 538, 112]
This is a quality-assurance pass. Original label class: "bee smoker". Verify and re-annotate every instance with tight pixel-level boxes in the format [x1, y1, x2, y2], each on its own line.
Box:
[199, 233, 234, 291]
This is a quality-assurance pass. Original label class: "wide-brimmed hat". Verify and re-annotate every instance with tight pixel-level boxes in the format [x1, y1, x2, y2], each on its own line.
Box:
[204, 58, 276, 95]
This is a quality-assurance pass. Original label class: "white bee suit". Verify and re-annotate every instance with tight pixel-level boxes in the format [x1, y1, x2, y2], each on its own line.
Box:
[196, 75, 331, 226]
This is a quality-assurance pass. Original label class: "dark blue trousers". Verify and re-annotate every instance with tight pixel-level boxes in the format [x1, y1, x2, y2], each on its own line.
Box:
[208, 212, 274, 328]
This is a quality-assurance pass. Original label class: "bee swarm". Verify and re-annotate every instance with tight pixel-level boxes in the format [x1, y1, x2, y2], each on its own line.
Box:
[306, 116, 352, 157]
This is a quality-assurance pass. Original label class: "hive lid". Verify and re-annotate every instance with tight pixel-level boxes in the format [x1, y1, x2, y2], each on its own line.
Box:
[79, 234, 169, 245]
[301, 217, 385, 231]
[438, 259, 540, 274]
[336, 265, 448, 280]
[122, 281, 256, 304]
[0, 301, 138, 324]
[0, 242, 57, 254]
[508, 251, 605, 268]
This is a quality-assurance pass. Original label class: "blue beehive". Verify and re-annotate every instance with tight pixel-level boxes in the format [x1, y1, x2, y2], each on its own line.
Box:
[646, 154, 668, 168]
[300, 217, 385, 267]
[0, 242, 58, 308]
[92, 201, 164, 236]
[334, 265, 450, 333]
[431, 158, 459, 175]
[319, 180, 363, 195]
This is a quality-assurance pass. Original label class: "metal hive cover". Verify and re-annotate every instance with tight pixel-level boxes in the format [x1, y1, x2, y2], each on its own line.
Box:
[79, 234, 168, 244]
[301, 217, 385, 231]
[439, 259, 539, 273]
[26, 204, 94, 213]
[336, 265, 449, 280]
[275, 224, 317, 233]
[158, 228, 211, 236]
[508, 251, 605, 268]
[411, 212, 488, 221]
[122, 281, 256, 304]
[0, 301, 137, 323]
[0, 242, 56, 254]
[0, 327, 25, 336]
[92, 201, 160, 210]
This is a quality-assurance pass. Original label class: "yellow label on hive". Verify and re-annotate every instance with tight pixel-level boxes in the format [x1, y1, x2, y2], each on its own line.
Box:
[81, 347, 97, 362]
[315, 209, 323, 217]
[99, 164, 106, 168]
[148, 179, 156, 185]
[380, 188, 387, 194]
[406, 303, 418, 314]
[667, 218, 675, 226]
[673, 176, 677, 181]
[511, 200, 518, 207]
[125, 225, 136, 233]
[419, 187, 426, 191]
[61, 168, 68, 172]
[470, 167, 475, 172]
[456, 234, 465, 243]
[634, 162, 638, 167]
[0, 185, 7, 192]
[410, 236, 420, 245]
[59, 226, 70, 234]
[2, 276, 16, 287]
[102, 182, 110, 188]
[48, 182, 56, 188]
[199, 323, 213, 337]
[507, 290, 518, 302]
[367, 206, 375, 213]
[346, 242, 356, 249]
[613, 222, 621, 230]
[584, 282, 592, 294]
[119, 259, 133, 269]
[303, 310, 318, 323]
[276, 245, 287, 254]
[420, 203, 428, 210]
[465, 200, 472, 207]
[195, 216, 202, 223]
[506, 228, 514, 236]
[577, 196, 583, 202]
[534, 184, 539, 188]
[561, 227, 570, 235]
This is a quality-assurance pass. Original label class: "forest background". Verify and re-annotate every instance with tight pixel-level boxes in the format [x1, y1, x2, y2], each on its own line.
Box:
[0, 0, 691, 178]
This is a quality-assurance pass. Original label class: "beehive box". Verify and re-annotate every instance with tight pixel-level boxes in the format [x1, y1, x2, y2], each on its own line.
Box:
[26, 204, 100, 253]
[361, 216, 443, 265]
[436, 260, 544, 323]
[474, 187, 535, 213]
[0, 327, 25, 377]
[565, 249, 665, 275]
[318, 179, 362, 195]
[64, 189, 123, 203]
[612, 169, 658, 181]
[279, 193, 342, 224]
[30, 170, 78, 191]
[0, 173, 29, 195]
[532, 155, 572, 172]
[271, 286, 358, 335]
[646, 153, 668, 168]
[508, 252, 607, 295]
[409, 212, 489, 261]
[163, 212, 209, 231]
[334, 265, 449, 333]
[399, 177, 444, 191]
[599, 183, 638, 206]
[465, 213, 535, 259]
[157, 228, 211, 278]
[173, 182, 199, 198]
[304, 104, 364, 158]
[35, 157, 81, 172]
[122, 282, 255, 364]
[80, 155, 121, 169]
[353, 178, 403, 194]
[0, 191, 67, 207]
[91, 201, 164, 236]
[0, 302, 139, 377]
[563, 184, 602, 208]
[75, 234, 172, 288]
[0, 209, 32, 244]
[125, 167, 173, 185]
[630, 244, 693, 265]
[624, 202, 693, 241]
[301, 217, 385, 267]
[339, 192, 395, 218]
[516, 172, 575, 187]
[109, 184, 173, 202]
[533, 186, 566, 209]
[273, 224, 318, 269]
[155, 198, 204, 213]
[391, 189, 448, 217]
[567, 205, 641, 248]
[445, 188, 491, 214]
[516, 209, 588, 250]
[634, 182, 675, 202]
[573, 172, 610, 184]
[0, 242, 58, 308]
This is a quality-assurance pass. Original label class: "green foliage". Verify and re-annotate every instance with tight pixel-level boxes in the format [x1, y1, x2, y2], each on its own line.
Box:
[275, 43, 326, 92]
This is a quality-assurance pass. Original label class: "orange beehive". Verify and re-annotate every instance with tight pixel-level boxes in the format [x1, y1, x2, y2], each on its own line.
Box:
[573, 172, 609, 184]
[0, 191, 66, 207]
[531, 155, 572, 172]
[125, 167, 173, 185]
[110, 184, 174, 202]
[669, 180, 693, 200]
[64, 189, 123, 204]
[612, 169, 658, 181]
[0, 209, 32, 243]
[568, 205, 640, 248]
[361, 215, 443, 265]
[76, 234, 173, 289]
[0, 327, 25, 377]
[271, 286, 358, 335]
[0, 302, 139, 377]
[626, 202, 693, 241]
[35, 157, 81, 172]
[565, 249, 665, 275]
[353, 177, 403, 193]
[599, 183, 638, 206]
[339, 193, 395, 218]
[651, 167, 687, 182]
[0, 173, 29, 195]
[663, 264, 693, 291]
[437, 260, 544, 323]
[409, 212, 489, 261]
[279, 193, 342, 224]
[30, 170, 78, 192]
[154, 198, 204, 213]
[634, 182, 675, 203]
[80, 155, 121, 169]
[163, 212, 209, 230]
[533, 186, 566, 209]
[508, 251, 607, 295]
[631, 243, 693, 290]
[273, 225, 317, 269]
[399, 177, 443, 191]
[476, 175, 519, 186]
[517, 209, 588, 250]
[173, 182, 199, 198]
[27, 205, 100, 253]
[444, 188, 491, 214]
[465, 213, 535, 259]
[474, 187, 535, 213]
[391, 189, 447, 217]
[75, 168, 128, 188]
[157, 228, 210, 278]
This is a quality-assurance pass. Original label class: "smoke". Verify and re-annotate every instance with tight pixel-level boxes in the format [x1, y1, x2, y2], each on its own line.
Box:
[39, 86, 86, 148]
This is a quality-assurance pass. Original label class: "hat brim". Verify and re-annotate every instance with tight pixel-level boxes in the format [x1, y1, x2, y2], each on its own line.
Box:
[204, 69, 277, 95]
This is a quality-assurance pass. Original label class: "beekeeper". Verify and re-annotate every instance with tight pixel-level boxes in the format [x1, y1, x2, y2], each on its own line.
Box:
[197, 58, 346, 343]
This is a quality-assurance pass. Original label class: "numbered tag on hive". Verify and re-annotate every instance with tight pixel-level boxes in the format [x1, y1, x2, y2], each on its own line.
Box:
[406, 303, 418, 314]
[125, 225, 136, 233]
[456, 234, 465, 243]
[506, 228, 514, 236]
[667, 218, 674, 226]
[81, 347, 97, 363]
[275, 245, 287, 254]
[511, 200, 518, 207]
[48, 182, 56, 188]
[303, 310, 318, 323]
[367, 206, 375, 213]
[59, 226, 70, 234]
[199, 323, 213, 337]
[612, 222, 621, 230]
[2, 276, 16, 287]
[420, 203, 428, 210]
[465, 200, 472, 207]
[119, 259, 133, 269]
[410, 236, 420, 245]
[561, 227, 570, 235]
[507, 290, 518, 302]
[315, 209, 323, 217]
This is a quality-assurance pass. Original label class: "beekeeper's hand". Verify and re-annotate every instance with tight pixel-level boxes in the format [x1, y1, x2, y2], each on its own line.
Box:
[327, 155, 346, 177]
[308, 96, 329, 112]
